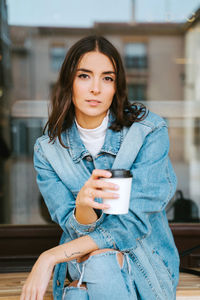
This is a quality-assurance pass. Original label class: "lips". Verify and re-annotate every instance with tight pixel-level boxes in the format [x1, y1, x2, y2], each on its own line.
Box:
[86, 99, 101, 106]
[86, 99, 101, 103]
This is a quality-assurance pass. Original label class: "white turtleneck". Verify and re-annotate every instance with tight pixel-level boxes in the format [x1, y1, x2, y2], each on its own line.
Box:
[75, 111, 109, 157]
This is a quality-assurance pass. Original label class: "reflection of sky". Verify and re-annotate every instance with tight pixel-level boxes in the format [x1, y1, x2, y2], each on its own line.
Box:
[6, 0, 200, 27]
[137, 0, 200, 22]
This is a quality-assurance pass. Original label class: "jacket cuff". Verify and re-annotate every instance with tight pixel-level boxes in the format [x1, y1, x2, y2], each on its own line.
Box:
[88, 227, 117, 250]
[69, 208, 105, 235]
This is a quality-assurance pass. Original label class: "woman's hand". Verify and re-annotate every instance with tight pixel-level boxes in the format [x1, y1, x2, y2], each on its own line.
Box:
[20, 251, 55, 300]
[20, 236, 99, 300]
[76, 169, 119, 210]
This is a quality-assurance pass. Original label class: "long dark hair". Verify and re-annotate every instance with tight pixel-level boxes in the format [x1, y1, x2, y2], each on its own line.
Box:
[44, 35, 148, 147]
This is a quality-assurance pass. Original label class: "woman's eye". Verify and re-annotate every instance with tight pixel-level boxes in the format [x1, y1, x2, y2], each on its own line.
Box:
[78, 74, 89, 79]
[104, 76, 114, 82]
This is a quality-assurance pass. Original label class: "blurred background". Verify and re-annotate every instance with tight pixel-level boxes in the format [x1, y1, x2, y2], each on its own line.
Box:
[1, 0, 200, 226]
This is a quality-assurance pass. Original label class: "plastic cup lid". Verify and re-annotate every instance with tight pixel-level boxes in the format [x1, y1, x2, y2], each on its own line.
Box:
[105, 169, 132, 178]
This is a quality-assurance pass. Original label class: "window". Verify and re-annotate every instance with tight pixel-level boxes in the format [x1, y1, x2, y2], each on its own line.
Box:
[49, 46, 66, 72]
[11, 119, 44, 157]
[127, 83, 147, 101]
[124, 43, 147, 69]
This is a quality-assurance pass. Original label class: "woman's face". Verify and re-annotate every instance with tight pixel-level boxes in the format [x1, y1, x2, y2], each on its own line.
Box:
[72, 51, 116, 128]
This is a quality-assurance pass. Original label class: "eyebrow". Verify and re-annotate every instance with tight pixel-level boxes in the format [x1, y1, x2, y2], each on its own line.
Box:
[77, 68, 116, 75]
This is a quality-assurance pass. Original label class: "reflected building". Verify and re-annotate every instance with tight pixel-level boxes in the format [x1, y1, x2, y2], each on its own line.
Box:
[6, 7, 200, 224]
[9, 23, 185, 103]
[183, 8, 200, 213]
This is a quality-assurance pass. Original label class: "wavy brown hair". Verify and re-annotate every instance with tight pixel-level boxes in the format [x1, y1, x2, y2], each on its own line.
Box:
[44, 35, 148, 147]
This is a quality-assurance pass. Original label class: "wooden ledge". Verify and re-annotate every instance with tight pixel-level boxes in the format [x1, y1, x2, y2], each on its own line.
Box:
[0, 271, 199, 299]
[176, 271, 200, 298]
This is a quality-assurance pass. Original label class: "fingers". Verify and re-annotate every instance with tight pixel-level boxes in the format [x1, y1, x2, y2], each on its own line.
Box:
[77, 188, 112, 209]
[90, 178, 119, 191]
[87, 187, 119, 200]
[36, 288, 45, 300]
[20, 285, 33, 300]
[87, 198, 110, 210]
[20, 271, 47, 300]
[91, 169, 112, 180]
[20, 284, 30, 300]
[30, 289, 37, 300]
[77, 194, 109, 210]
[77, 169, 119, 210]
[21, 285, 45, 300]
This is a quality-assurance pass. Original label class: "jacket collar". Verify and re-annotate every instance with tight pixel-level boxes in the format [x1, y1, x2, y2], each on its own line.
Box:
[64, 112, 122, 163]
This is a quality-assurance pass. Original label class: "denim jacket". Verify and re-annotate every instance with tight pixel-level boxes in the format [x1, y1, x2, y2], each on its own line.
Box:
[34, 111, 179, 299]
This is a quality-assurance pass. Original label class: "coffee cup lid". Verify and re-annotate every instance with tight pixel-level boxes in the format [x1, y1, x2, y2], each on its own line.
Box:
[105, 169, 132, 178]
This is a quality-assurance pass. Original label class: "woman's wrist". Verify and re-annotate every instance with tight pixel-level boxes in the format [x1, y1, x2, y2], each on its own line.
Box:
[75, 205, 98, 224]
[39, 250, 57, 268]
[75, 195, 98, 224]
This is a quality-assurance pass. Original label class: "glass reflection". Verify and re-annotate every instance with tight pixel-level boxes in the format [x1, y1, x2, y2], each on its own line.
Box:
[1, 0, 200, 224]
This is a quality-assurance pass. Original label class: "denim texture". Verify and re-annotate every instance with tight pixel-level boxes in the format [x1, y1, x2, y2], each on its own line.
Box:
[63, 248, 176, 300]
[34, 111, 179, 300]
[63, 251, 138, 300]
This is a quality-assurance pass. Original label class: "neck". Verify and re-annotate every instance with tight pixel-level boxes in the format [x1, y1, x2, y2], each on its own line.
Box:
[75, 112, 108, 129]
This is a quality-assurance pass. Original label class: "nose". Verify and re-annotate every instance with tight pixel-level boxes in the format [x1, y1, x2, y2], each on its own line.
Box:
[90, 78, 101, 95]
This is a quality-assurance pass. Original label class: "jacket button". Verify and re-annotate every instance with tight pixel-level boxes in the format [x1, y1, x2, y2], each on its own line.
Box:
[86, 155, 93, 162]
[57, 280, 60, 286]
[87, 227, 94, 232]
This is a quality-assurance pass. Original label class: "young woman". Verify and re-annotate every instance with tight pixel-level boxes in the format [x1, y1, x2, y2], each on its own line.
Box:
[21, 35, 179, 300]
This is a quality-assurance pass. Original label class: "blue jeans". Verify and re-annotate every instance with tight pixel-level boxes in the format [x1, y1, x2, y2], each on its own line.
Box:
[62, 249, 176, 300]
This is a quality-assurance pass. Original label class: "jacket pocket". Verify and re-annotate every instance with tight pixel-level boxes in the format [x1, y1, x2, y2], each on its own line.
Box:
[152, 249, 175, 285]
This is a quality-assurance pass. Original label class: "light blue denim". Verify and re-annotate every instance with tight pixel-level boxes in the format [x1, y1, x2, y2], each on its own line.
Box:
[62, 247, 176, 300]
[34, 110, 180, 300]
[62, 251, 137, 300]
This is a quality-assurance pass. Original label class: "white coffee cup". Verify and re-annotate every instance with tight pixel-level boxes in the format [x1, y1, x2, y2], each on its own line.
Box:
[102, 169, 133, 215]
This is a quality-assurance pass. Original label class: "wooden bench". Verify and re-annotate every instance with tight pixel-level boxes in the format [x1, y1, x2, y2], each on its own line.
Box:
[0, 271, 199, 299]
[176, 271, 200, 300]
